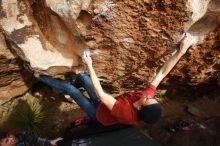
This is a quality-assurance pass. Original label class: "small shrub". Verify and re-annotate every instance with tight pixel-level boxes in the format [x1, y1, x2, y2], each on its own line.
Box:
[6, 93, 53, 137]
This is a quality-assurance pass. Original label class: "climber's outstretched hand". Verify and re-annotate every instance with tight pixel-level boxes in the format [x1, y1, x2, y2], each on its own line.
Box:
[83, 50, 93, 67]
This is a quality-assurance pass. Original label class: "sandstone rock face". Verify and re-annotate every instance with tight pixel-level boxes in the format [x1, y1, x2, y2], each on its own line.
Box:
[0, 33, 33, 104]
[0, 0, 90, 72]
[0, 0, 219, 103]
[45, 0, 92, 19]
[81, 0, 220, 91]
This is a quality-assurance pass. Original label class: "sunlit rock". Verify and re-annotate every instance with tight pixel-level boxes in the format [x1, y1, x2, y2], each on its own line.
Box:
[0, 0, 83, 72]
[0, 0, 219, 103]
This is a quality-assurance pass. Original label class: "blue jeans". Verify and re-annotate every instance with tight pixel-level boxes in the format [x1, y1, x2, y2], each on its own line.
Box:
[39, 73, 100, 120]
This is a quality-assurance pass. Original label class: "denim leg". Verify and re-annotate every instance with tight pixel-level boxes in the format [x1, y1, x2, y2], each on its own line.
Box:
[38, 75, 97, 119]
[73, 73, 100, 108]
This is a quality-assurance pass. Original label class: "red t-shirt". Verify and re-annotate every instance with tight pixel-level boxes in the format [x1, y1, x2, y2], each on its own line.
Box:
[96, 85, 156, 126]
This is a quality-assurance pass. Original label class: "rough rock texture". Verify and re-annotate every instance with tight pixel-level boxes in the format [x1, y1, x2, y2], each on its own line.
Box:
[0, 33, 33, 104]
[81, 0, 220, 92]
[0, 0, 89, 72]
[0, 0, 220, 103]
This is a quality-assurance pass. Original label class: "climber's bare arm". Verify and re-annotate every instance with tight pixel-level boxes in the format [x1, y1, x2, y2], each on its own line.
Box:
[151, 33, 194, 87]
[83, 52, 116, 110]
[133, 33, 196, 110]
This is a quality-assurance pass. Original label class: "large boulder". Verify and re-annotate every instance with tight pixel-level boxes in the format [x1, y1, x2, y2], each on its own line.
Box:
[0, 0, 219, 103]
[80, 0, 220, 91]
[0, 0, 90, 73]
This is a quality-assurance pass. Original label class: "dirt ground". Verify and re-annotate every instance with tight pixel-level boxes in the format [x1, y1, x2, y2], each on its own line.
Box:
[140, 97, 220, 146]
[1, 82, 220, 146]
